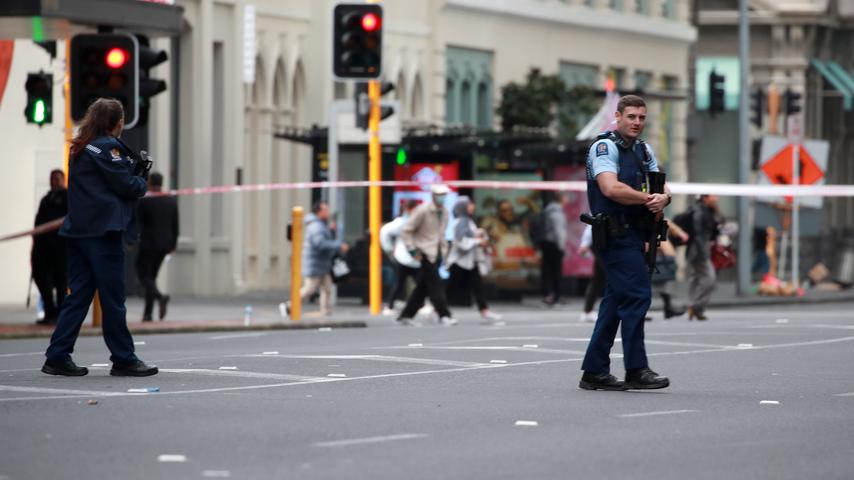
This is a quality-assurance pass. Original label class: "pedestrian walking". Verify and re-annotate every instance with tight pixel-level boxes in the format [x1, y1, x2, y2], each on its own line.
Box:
[578, 224, 604, 322]
[540, 192, 569, 306]
[42, 98, 157, 377]
[685, 194, 720, 321]
[136, 172, 178, 321]
[653, 220, 689, 319]
[579, 95, 671, 391]
[380, 200, 420, 315]
[445, 196, 501, 322]
[284, 201, 349, 317]
[31, 169, 68, 326]
[397, 184, 457, 326]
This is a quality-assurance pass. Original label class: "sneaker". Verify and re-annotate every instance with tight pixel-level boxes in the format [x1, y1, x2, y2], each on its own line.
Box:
[580, 311, 597, 323]
[417, 304, 435, 318]
[110, 359, 159, 377]
[382, 307, 397, 316]
[438, 316, 459, 326]
[396, 317, 423, 327]
[624, 367, 669, 390]
[278, 302, 288, 318]
[480, 310, 502, 321]
[42, 358, 88, 377]
[578, 372, 626, 391]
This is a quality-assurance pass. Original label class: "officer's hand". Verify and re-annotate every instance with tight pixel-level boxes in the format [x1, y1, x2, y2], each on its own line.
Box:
[645, 193, 669, 214]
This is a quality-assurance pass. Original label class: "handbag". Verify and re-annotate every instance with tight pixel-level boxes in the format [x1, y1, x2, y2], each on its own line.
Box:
[711, 243, 736, 271]
[651, 255, 677, 283]
[331, 256, 351, 282]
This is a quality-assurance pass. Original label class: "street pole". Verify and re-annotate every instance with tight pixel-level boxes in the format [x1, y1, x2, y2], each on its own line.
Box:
[789, 116, 801, 290]
[736, 0, 752, 295]
[367, 80, 382, 315]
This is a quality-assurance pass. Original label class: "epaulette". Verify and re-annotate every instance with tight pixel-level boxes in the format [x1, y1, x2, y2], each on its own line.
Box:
[85, 144, 102, 154]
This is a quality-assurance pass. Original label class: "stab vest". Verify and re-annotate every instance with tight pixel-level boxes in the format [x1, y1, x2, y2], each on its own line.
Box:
[586, 132, 650, 222]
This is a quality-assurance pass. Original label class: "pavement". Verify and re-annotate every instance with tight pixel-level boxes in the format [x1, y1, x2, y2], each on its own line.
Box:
[1, 301, 853, 479]
[1, 280, 852, 339]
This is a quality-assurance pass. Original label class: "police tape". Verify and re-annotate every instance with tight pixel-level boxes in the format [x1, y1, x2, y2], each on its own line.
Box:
[4, 179, 854, 243]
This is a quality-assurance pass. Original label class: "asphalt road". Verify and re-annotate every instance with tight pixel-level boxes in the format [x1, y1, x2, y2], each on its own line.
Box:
[1, 302, 853, 480]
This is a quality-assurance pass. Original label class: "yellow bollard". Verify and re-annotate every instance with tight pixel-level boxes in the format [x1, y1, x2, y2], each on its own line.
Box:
[290, 207, 304, 321]
[367, 80, 383, 315]
[92, 291, 102, 327]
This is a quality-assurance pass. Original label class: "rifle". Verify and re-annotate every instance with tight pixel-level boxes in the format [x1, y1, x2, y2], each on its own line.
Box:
[645, 171, 668, 277]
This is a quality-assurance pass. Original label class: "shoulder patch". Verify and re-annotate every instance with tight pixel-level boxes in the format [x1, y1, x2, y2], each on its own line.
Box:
[85, 144, 102, 154]
[595, 142, 609, 157]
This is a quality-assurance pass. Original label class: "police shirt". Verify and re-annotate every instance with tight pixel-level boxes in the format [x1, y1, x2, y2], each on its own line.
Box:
[587, 135, 660, 182]
[59, 136, 147, 242]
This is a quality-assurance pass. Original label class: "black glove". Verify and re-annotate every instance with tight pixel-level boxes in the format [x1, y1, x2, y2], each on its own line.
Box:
[133, 150, 153, 179]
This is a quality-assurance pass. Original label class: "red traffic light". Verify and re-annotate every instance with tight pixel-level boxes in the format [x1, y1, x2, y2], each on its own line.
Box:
[361, 13, 380, 32]
[105, 48, 128, 69]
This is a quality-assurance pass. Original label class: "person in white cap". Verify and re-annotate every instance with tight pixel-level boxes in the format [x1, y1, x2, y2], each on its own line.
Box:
[397, 184, 457, 326]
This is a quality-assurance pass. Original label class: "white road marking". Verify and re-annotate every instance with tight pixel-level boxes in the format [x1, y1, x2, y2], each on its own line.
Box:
[522, 344, 539, 348]
[262, 351, 279, 355]
[514, 420, 538, 426]
[776, 319, 789, 324]
[128, 388, 159, 393]
[4, 334, 854, 402]
[408, 343, 423, 347]
[313, 433, 428, 448]
[209, 332, 267, 340]
[157, 454, 187, 462]
[202, 471, 231, 478]
[0, 352, 43, 358]
[91, 363, 109, 367]
[218, 366, 238, 370]
[832, 392, 854, 397]
[383, 345, 587, 355]
[159, 368, 324, 382]
[736, 343, 754, 349]
[490, 360, 507, 364]
[759, 400, 780, 405]
[618, 409, 697, 418]
[134, 341, 146, 346]
[318, 327, 332, 332]
[327, 373, 346, 378]
[0, 385, 127, 397]
[244, 353, 489, 368]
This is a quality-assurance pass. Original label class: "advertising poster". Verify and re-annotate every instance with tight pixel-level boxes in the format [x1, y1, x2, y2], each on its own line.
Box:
[472, 172, 542, 290]
[554, 165, 593, 277]
[393, 162, 460, 240]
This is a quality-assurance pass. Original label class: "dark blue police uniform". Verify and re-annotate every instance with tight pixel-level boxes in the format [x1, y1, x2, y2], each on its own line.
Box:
[581, 132, 659, 375]
[45, 136, 147, 365]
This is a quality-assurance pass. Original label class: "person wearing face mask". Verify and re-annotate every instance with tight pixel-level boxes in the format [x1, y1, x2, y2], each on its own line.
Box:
[42, 98, 157, 377]
[396, 184, 457, 326]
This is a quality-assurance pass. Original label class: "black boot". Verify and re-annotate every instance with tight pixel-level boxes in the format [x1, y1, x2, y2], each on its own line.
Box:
[624, 368, 669, 389]
[661, 293, 687, 319]
[42, 358, 88, 376]
[579, 372, 627, 391]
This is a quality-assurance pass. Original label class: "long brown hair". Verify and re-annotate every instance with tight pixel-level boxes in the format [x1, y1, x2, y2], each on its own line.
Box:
[69, 98, 124, 158]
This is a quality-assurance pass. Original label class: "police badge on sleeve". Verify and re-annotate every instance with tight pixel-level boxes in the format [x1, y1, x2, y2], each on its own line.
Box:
[110, 148, 123, 162]
[596, 142, 608, 157]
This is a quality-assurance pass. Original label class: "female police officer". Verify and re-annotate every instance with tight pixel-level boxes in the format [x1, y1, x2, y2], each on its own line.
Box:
[41, 98, 158, 377]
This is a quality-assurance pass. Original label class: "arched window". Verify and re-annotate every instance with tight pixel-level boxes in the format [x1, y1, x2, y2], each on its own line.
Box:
[445, 78, 456, 124]
[411, 75, 424, 122]
[460, 80, 472, 126]
[477, 82, 489, 129]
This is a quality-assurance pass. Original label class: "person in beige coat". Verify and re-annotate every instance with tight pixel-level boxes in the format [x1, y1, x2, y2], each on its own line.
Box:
[397, 184, 457, 326]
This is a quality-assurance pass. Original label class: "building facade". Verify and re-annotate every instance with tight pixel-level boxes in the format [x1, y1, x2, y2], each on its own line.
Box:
[0, 0, 695, 304]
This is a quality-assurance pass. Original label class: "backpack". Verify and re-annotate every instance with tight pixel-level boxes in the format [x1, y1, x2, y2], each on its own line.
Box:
[669, 208, 694, 246]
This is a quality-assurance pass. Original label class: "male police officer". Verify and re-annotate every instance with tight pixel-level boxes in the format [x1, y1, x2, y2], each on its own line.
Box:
[579, 95, 671, 391]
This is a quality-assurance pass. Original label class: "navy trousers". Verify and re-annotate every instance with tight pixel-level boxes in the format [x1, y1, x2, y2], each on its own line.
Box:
[581, 230, 651, 374]
[45, 232, 137, 364]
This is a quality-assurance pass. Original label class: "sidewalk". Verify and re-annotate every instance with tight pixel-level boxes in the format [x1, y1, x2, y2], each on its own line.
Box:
[2, 281, 852, 339]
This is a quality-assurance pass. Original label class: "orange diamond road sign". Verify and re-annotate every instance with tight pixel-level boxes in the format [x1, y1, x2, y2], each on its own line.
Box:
[760, 143, 824, 186]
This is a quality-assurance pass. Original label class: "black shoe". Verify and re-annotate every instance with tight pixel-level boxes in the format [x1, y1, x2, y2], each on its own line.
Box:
[35, 316, 57, 326]
[141, 315, 153, 322]
[624, 368, 669, 390]
[688, 307, 708, 321]
[664, 305, 687, 319]
[110, 359, 159, 377]
[42, 359, 88, 376]
[579, 372, 627, 391]
[158, 295, 170, 321]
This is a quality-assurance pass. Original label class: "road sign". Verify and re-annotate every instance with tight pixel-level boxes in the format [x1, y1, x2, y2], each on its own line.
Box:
[758, 135, 829, 208]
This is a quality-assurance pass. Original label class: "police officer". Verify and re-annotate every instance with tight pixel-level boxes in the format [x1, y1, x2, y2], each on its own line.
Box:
[579, 95, 671, 391]
[42, 98, 158, 377]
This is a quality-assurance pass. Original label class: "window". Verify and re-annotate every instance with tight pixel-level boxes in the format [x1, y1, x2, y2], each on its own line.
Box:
[559, 61, 598, 88]
[634, 71, 653, 92]
[446, 46, 493, 127]
[661, 0, 676, 19]
[477, 82, 490, 128]
[609, 0, 624, 10]
[446, 79, 456, 124]
[461, 81, 472, 125]
[635, 0, 649, 14]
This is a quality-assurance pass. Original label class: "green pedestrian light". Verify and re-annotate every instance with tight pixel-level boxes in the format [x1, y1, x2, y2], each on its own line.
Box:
[32, 99, 46, 123]
[396, 147, 408, 166]
[24, 72, 53, 126]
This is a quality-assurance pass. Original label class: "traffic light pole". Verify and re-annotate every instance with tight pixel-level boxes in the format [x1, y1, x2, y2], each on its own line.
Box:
[736, 0, 752, 296]
[368, 80, 382, 315]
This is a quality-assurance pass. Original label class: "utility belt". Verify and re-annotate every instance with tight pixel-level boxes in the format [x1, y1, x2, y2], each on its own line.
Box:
[581, 213, 652, 251]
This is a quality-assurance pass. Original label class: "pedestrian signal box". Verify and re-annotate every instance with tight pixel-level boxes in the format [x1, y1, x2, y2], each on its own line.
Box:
[25, 72, 53, 126]
[70, 33, 139, 127]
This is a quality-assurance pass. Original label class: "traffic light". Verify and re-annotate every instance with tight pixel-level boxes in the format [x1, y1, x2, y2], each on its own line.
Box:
[396, 146, 408, 166]
[354, 81, 395, 130]
[750, 87, 764, 129]
[135, 35, 168, 128]
[333, 4, 383, 79]
[784, 89, 802, 116]
[708, 70, 725, 114]
[24, 72, 53, 125]
[70, 33, 139, 127]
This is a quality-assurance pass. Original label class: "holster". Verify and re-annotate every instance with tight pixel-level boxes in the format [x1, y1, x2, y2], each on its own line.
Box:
[581, 213, 625, 251]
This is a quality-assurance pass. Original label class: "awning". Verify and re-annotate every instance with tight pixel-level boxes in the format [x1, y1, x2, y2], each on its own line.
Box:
[811, 58, 853, 111]
[0, 0, 184, 40]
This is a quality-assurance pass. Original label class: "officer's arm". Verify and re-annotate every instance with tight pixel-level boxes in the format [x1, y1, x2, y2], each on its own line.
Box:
[596, 173, 650, 205]
[94, 152, 147, 200]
